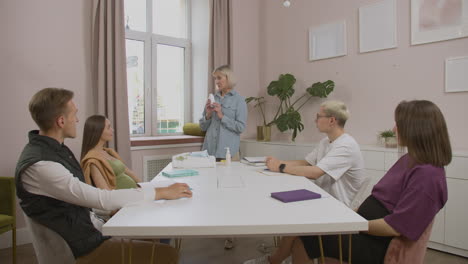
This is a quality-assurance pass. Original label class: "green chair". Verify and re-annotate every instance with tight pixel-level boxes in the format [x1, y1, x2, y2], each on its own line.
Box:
[0, 177, 16, 264]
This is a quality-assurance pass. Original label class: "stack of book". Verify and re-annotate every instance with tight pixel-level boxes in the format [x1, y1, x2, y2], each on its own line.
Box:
[241, 156, 266, 166]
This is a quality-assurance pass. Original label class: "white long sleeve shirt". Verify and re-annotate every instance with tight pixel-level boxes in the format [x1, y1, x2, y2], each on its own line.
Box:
[21, 161, 156, 230]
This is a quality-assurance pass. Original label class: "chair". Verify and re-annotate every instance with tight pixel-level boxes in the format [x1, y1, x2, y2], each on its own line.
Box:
[0, 177, 16, 264]
[22, 212, 75, 264]
[349, 174, 372, 210]
[321, 221, 434, 264]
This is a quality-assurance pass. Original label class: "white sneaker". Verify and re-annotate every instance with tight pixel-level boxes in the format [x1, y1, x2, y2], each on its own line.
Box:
[243, 254, 271, 264]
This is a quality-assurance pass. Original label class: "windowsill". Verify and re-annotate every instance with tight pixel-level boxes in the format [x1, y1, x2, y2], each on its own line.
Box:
[130, 135, 205, 147]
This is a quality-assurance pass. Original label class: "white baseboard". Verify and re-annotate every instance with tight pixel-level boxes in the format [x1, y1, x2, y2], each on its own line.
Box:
[428, 241, 468, 258]
[0, 227, 32, 249]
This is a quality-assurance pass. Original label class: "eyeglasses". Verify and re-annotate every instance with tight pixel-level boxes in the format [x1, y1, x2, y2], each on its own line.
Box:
[315, 114, 332, 121]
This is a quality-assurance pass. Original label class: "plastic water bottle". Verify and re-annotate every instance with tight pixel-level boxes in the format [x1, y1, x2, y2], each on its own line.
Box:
[208, 93, 215, 108]
[225, 147, 231, 166]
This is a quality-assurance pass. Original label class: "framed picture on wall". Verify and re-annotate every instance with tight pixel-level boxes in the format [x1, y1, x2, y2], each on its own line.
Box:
[411, 0, 468, 45]
[445, 56, 468, 93]
[309, 21, 347, 61]
[359, 0, 397, 53]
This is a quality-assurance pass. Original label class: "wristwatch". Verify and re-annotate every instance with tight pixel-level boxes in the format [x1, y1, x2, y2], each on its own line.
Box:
[279, 163, 286, 173]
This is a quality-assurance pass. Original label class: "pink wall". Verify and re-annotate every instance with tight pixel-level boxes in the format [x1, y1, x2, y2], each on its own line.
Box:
[232, 0, 468, 148]
[231, 0, 262, 140]
[0, 0, 94, 229]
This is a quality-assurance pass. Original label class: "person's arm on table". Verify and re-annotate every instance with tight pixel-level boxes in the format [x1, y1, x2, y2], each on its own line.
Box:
[22, 161, 192, 212]
[266, 156, 324, 179]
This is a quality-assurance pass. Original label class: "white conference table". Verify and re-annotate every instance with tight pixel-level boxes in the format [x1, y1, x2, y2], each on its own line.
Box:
[102, 162, 368, 238]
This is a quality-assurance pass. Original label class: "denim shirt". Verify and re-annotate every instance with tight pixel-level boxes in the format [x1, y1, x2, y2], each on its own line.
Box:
[199, 90, 247, 158]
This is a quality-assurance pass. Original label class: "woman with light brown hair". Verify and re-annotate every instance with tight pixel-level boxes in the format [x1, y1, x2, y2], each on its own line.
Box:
[245, 100, 452, 264]
[80, 115, 141, 191]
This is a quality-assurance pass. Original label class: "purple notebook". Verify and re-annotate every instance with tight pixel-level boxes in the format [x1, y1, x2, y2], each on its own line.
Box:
[271, 189, 321, 203]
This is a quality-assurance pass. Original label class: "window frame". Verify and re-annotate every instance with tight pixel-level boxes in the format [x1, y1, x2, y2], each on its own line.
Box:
[125, 0, 192, 137]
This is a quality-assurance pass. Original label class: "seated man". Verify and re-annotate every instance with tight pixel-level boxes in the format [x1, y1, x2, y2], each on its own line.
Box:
[15, 88, 192, 263]
[265, 100, 365, 207]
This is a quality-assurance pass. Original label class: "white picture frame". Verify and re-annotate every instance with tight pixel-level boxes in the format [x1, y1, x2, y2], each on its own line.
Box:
[309, 21, 347, 61]
[411, 0, 468, 45]
[359, 0, 397, 53]
[445, 56, 468, 93]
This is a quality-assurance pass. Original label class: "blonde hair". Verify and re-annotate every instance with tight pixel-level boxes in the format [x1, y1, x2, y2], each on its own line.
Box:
[213, 65, 236, 88]
[321, 100, 349, 127]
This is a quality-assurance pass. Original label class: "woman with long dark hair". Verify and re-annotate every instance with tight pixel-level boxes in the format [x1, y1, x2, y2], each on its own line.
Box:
[81, 115, 140, 190]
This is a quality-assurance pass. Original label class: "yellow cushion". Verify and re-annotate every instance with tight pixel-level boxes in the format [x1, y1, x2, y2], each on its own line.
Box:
[0, 214, 13, 233]
[183, 123, 206, 137]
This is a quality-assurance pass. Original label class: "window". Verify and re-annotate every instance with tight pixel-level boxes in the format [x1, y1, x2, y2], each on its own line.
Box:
[125, 0, 191, 136]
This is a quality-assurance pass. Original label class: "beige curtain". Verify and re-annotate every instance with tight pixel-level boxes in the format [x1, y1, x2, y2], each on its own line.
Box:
[91, 0, 131, 165]
[208, 0, 231, 93]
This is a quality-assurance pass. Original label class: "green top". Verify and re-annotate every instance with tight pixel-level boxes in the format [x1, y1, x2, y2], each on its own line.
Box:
[107, 159, 138, 189]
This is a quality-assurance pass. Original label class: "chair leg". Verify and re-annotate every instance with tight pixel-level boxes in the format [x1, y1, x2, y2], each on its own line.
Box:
[175, 238, 182, 252]
[12, 224, 16, 264]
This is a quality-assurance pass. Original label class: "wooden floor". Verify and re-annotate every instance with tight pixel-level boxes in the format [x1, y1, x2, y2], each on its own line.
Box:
[1, 237, 468, 264]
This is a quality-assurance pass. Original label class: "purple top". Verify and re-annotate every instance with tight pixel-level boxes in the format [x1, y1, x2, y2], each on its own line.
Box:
[372, 154, 447, 241]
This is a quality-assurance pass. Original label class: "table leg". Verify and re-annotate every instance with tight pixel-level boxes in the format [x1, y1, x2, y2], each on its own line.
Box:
[121, 239, 125, 264]
[338, 234, 343, 264]
[128, 239, 133, 264]
[318, 235, 325, 264]
[150, 240, 156, 264]
[175, 238, 182, 252]
[274, 236, 281, 247]
[348, 234, 352, 264]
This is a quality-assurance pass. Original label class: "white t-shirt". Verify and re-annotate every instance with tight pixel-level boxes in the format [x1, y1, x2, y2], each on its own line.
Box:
[305, 133, 365, 207]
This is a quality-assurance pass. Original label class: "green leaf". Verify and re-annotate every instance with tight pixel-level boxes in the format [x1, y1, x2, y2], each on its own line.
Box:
[245, 97, 256, 103]
[306, 80, 335, 98]
[267, 74, 296, 100]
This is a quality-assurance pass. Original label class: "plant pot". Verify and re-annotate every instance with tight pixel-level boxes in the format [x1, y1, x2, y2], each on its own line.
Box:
[256, 125, 271, 142]
[384, 136, 397, 148]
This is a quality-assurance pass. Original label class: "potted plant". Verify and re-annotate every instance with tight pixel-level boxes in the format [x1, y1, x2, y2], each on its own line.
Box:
[246, 73, 334, 141]
[245, 96, 271, 141]
[380, 129, 397, 148]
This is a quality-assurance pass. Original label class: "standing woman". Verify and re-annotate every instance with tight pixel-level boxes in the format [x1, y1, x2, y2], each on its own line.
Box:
[199, 65, 247, 161]
[80, 115, 141, 190]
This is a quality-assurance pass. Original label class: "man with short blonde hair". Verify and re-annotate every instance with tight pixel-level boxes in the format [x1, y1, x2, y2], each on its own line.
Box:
[247, 100, 365, 264]
[266, 100, 364, 207]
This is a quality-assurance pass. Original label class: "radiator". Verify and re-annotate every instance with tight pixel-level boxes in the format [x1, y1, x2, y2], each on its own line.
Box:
[143, 155, 172, 181]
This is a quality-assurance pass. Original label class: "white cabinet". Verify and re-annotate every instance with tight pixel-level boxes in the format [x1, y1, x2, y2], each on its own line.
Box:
[430, 208, 445, 244]
[241, 140, 468, 257]
[445, 178, 468, 250]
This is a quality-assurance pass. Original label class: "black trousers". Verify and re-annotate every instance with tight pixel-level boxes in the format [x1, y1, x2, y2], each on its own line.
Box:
[300, 196, 393, 264]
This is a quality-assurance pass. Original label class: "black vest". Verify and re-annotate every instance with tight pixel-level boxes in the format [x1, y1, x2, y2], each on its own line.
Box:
[15, 130, 109, 258]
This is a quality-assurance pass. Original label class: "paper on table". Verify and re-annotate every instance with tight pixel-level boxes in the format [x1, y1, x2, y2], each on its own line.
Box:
[243, 156, 266, 163]
[258, 169, 283, 176]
